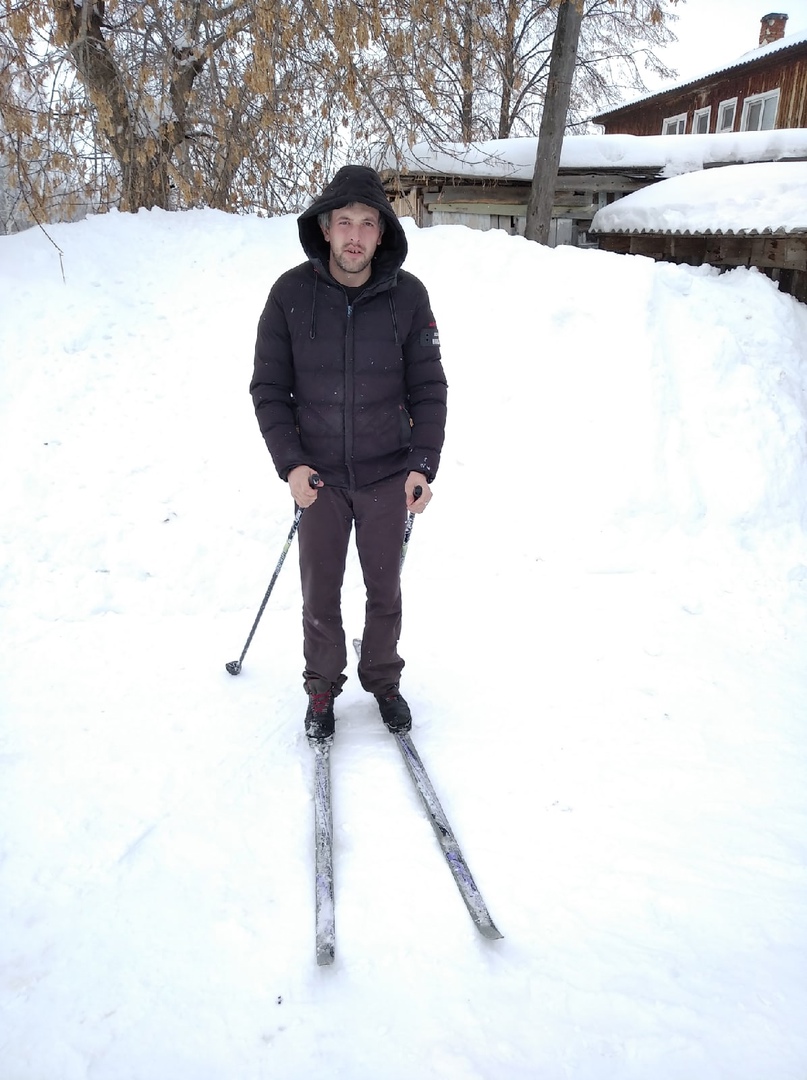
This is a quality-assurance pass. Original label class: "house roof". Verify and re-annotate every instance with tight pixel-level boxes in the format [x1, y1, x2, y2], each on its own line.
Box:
[380, 130, 807, 184]
[589, 161, 807, 236]
[592, 23, 807, 122]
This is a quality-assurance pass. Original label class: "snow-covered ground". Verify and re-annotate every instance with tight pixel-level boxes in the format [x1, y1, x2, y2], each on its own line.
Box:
[2, 206, 807, 1079]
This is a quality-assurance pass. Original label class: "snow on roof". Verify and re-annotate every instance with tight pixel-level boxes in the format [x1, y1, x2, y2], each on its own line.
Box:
[383, 130, 807, 183]
[589, 161, 807, 236]
[594, 24, 807, 119]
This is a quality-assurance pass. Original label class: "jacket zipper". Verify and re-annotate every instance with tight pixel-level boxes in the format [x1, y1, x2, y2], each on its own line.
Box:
[344, 302, 356, 490]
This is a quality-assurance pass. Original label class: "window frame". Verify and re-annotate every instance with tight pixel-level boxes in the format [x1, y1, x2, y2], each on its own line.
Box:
[716, 97, 738, 133]
[740, 88, 780, 131]
[662, 112, 687, 136]
[693, 106, 711, 134]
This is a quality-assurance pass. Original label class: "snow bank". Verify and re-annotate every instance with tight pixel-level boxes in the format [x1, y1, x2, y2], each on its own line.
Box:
[591, 160, 807, 234]
[2, 208, 807, 1080]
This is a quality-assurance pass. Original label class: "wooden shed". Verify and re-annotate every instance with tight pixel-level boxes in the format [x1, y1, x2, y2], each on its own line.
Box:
[380, 165, 662, 247]
[379, 131, 807, 247]
[592, 14, 807, 137]
[589, 162, 807, 302]
[595, 230, 807, 302]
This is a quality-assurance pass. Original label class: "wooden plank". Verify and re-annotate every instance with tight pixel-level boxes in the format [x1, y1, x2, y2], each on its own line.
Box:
[669, 236, 708, 263]
[628, 236, 668, 259]
[596, 234, 632, 254]
[426, 201, 598, 219]
[421, 176, 658, 207]
[424, 188, 525, 207]
[595, 231, 807, 277]
[427, 202, 526, 217]
[554, 172, 661, 192]
[425, 183, 528, 201]
[426, 189, 596, 210]
[755, 238, 784, 268]
[780, 242, 807, 270]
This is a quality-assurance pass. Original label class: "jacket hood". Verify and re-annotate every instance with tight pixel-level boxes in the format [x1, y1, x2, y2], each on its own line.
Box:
[298, 165, 407, 280]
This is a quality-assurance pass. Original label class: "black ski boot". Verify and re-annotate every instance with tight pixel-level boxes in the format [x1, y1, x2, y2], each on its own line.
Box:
[304, 679, 336, 741]
[374, 688, 412, 733]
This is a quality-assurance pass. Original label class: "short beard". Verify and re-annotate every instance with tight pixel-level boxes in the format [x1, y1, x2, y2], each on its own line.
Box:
[333, 250, 373, 278]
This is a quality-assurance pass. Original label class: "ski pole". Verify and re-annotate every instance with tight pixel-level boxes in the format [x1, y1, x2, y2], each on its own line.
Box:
[399, 484, 422, 571]
[353, 484, 423, 663]
[225, 474, 320, 676]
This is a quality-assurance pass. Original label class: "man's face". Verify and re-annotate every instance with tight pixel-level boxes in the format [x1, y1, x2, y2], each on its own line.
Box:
[322, 203, 383, 286]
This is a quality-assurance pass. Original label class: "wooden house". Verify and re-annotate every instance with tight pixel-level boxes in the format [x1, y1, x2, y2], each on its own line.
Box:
[592, 13, 807, 137]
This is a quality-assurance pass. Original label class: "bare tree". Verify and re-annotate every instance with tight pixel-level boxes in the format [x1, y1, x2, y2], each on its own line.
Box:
[367, 0, 679, 161]
[524, 0, 679, 244]
[1, 0, 386, 225]
[525, 0, 584, 243]
[1, 0, 682, 229]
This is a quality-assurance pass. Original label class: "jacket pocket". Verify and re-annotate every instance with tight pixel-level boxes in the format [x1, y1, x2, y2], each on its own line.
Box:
[399, 404, 413, 448]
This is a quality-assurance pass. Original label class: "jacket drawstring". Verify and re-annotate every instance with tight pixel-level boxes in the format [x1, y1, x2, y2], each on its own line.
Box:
[309, 273, 399, 343]
[309, 274, 319, 339]
[388, 293, 399, 345]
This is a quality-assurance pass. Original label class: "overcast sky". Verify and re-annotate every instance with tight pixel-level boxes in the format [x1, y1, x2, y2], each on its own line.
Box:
[654, 0, 807, 84]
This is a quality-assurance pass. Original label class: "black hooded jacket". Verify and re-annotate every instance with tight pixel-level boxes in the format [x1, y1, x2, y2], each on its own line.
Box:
[250, 165, 448, 489]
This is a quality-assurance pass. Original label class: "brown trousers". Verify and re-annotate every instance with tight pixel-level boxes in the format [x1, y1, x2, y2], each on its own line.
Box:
[297, 472, 408, 694]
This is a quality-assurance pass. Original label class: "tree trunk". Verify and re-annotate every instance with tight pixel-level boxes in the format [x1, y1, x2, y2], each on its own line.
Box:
[55, 0, 203, 212]
[497, 0, 520, 139]
[459, 0, 475, 142]
[524, 0, 583, 244]
[119, 149, 174, 212]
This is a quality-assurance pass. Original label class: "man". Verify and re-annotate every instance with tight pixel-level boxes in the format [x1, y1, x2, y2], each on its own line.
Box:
[250, 165, 447, 741]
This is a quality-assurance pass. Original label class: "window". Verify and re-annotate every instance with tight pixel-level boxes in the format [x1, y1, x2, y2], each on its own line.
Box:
[693, 107, 711, 134]
[741, 89, 780, 131]
[717, 97, 738, 132]
[662, 113, 687, 135]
